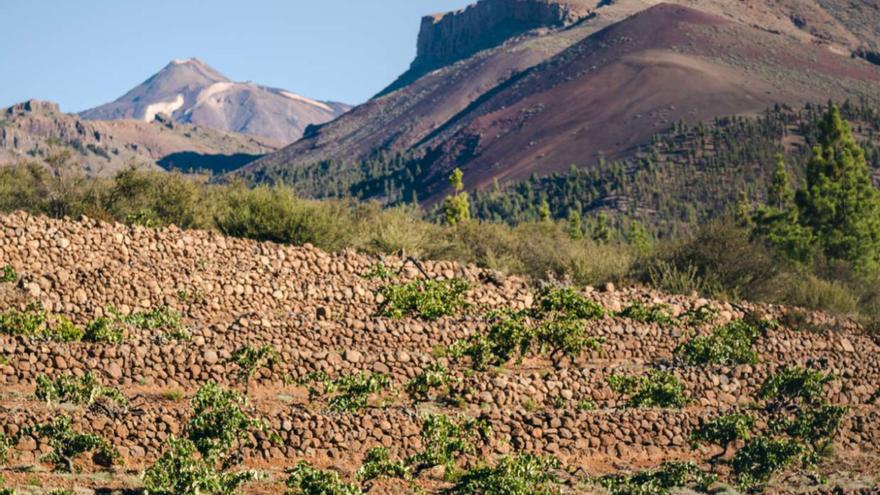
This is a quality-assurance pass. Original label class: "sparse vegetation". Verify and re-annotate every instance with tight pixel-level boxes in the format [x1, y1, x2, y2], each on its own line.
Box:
[449, 454, 562, 495]
[0, 266, 16, 284]
[34, 372, 127, 408]
[24, 415, 120, 472]
[676, 319, 765, 366]
[597, 461, 716, 495]
[227, 345, 281, 394]
[300, 372, 391, 413]
[607, 371, 690, 409]
[406, 414, 491, 478]
[377, 278, 470, 320]
[0, 303, 83, 342]
[615, 302, 676, 325]
[285, 461, 359, 495]
[356, 447, 412, 483]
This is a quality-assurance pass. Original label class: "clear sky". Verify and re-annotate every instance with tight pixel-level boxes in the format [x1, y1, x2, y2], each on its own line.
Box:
[0, 0, 474, 112]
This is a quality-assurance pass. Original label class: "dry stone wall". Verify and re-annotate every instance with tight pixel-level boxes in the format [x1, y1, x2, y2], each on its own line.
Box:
[0, 212, 878, 493]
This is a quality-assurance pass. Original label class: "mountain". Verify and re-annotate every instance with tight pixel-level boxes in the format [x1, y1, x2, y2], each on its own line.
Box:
[80, 58, 350, 143]
[0, 99, 280, 176]
[241, 0, 880, 205]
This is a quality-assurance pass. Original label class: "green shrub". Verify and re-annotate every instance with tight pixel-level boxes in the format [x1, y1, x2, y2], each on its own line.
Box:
[0, 265, 16, 283]
[758, 366, 833, 408]
[185, 383, 269, 463]
[34, 372, 127, 408]
[122, 306, 182, 331]
[143, 436, 261, 495]
[598, 461, 716, 495]
[227, 345, 281, 392]
[731, 436, 802, 490]
[676, 319, 763, 366]
[772, 403, 848, 465]
[690, 413, 755, 461]
[24, 415, 120, 472]
[533, 286, 605, 320]
[405, 363, 459, 403]
[680, 304, 720, 326]
[301, 372, 391, 413]
[607, 371, 690, 409]
[378, 278, 470, 320]
[616, 302, 676, 325]
[356, 447, 411, 483]
[285, 461, 359, 495]
[534, 317, 604, 362]
[449, 454, 561, 495]
[0, 303, 83, 342]
[450, 310, 532, 370]
[216, 185, 354, 251]
[406, 414, 491, 477]
[646, 260, 721, 296]
[83, 317, 125, 343]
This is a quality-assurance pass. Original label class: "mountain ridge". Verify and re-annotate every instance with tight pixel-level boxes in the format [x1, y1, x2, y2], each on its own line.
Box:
[80, 58, 350, 143]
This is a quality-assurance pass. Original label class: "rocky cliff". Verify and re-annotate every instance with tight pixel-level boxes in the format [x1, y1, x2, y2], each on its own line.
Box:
[380, 0, 593, 95]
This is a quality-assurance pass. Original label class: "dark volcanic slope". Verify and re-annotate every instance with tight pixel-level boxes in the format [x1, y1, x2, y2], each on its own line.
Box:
[243, 0, 880, 204]
[81, 58, 350, 144]
[408, 3, 880, 199]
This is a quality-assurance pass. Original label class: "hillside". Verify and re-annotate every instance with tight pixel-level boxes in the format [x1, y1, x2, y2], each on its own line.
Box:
[242, 0, 880, 204]
[0, 212, 877, 493]
[0, 100, 280, 176]
[80, 58, 350, 143]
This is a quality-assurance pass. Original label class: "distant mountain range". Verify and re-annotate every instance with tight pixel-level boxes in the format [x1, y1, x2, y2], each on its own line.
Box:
[240, 0, 880, 208]
[0, 99, 279, 176]
[80, 58, 350, 143]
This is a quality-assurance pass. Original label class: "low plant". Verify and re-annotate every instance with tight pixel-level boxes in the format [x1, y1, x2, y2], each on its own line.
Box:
[285, 461, 359, 495]
[616, 302, 676, 325]
[82, 316, 125, 343]
[24, 415, 120, 472]
[607, 371, 690, 409]
[450, 310, 532, 370]
[34, 372, 127, 408]
[449, 454, 562, 495]
[598, 461, 716, 495]
[122, 305, 183, 331]
[0, 432, 12, 465]
[185, 382, 269, 466]
[227, 345, 281, 394]
[534, 317, 604, 363]
[758, 366, 833, 409]
[0, 303, 83, 342]
[356, 446, 412, 483]
[676, 319, 763, 366]
[378, 278, 470, 320]
[690, 413, 755, 464]
[406, 414, 491, 478]
[533, 286, 605, 320]
[362, 262, 394, 280]
[680, 304, 720, 326]
[143, 436, 261, 495]
[0, 265, 16, 283]
[301, 372, 391, 413]
[731, 436, 803, 490]
[405, 363, 460, 403]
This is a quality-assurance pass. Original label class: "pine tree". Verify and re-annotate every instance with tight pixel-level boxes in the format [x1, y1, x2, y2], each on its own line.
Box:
[752, 156, 816, 266]
[591, 213, 613, 244]
[797, 105, 880, 271]
[538, 199, 551, 222]
[566, 210, 583, 240]
[442, 168, 471, 226]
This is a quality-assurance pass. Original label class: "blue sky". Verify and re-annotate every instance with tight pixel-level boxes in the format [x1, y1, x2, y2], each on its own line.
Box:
[0, 0, 474, 112]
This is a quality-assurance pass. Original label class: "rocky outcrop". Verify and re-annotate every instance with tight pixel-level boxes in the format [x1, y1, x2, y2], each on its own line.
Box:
[413, 0, 593, 73]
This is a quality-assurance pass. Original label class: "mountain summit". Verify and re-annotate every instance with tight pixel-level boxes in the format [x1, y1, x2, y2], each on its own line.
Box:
[80, 58, 350, 143]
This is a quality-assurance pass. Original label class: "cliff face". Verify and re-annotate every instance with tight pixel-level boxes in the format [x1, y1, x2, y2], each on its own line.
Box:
[377, 0, 593, 96]
[415, 0, 592, 70]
